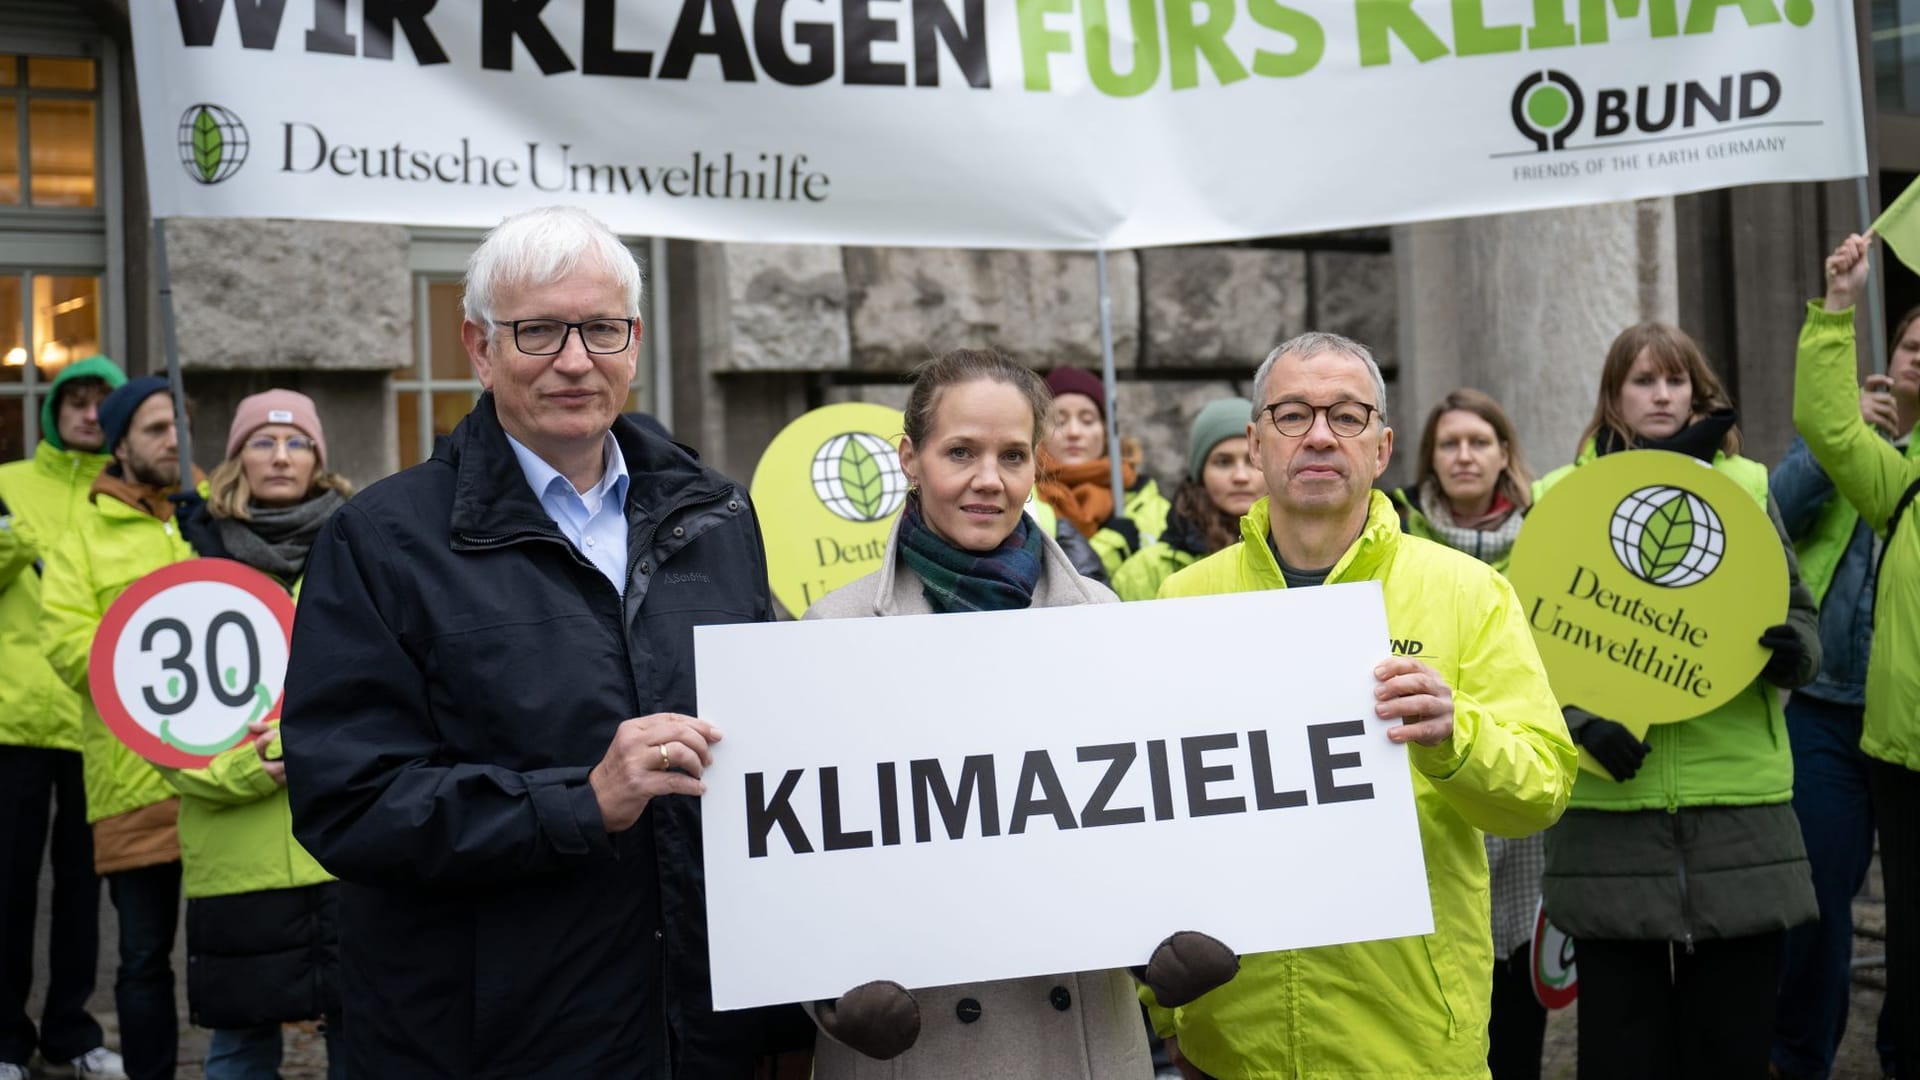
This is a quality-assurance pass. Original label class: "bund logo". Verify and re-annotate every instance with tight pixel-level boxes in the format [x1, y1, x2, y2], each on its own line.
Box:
[1609, 485, 1726, 587]
[1511, 71, 1584, 152]
[178, 104, 249, 185]
[810, 432, 908, 523]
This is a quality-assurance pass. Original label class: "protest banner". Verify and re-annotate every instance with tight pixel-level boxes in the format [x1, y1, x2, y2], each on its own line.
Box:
[1508, 450, 1786, 776]
[87, 559, 296, 769]
[750, 402, 908, 617]
[128, 1, 1865, 249]
[695, 581, 1431, 1011]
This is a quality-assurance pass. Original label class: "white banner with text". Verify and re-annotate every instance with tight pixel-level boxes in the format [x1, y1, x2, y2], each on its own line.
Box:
[695, 581, 1433, 1010]
[130, 0, 1866, 249]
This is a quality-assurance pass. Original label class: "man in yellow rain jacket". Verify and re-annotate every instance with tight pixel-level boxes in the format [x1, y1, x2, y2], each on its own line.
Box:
[1153, 332, 1576, 1079]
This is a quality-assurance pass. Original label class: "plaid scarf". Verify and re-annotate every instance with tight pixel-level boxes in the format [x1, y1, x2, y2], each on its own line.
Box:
[897, 497, 1045, 613]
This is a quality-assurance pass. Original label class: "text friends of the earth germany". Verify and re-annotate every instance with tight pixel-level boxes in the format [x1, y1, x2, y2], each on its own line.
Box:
[696, 582, 1432, 1010]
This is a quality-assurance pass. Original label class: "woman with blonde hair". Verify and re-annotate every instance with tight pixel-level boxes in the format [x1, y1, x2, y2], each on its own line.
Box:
[1390, 389, 1533, 572]
[1537, 325, 1820, 1078]
[172, 390, 351, 1078]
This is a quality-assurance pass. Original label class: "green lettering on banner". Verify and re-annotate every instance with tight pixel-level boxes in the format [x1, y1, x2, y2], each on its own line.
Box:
[1452, 0, 1524, 54]
[1018, 0, 1076, 90]
[1247, 0, 1325, 76]
[1526, 0, 1579, 48]
[1084, 0, 1163, 96]
[1355, 0, 1450, 68]
[1166, 0, 1250, 88]
[1579, 0, 1680, 43]
[1682, 0, 1781, 34]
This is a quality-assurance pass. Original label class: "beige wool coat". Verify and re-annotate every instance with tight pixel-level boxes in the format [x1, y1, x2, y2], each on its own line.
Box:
[802, 514, 1153, 1080]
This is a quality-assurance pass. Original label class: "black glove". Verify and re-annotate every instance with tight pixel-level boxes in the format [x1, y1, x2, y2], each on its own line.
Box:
[1133, 931, 1239, 1008]
[1759, 623, 1810, 686]
[1573, 716, 1650, 782]
[815, 980, 920, 1060]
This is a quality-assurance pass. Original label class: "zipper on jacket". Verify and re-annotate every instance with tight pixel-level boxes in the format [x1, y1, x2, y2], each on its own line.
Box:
[1672, 812, 1695, 954]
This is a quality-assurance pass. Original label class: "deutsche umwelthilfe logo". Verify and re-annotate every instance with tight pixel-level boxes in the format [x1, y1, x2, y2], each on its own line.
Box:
[178, 104, 249, 184]
[1609, 485, 1725, 587]
[811, 432, 909, 523]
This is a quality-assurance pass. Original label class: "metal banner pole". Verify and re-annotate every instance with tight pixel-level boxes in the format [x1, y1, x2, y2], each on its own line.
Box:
[152, 218, 195, 483]
[1859, 176, 1889, 374]
[1097, 250, 1125, 518]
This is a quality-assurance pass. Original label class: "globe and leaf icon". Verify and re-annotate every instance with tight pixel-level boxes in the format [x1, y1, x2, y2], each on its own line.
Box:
[177, 104, 249, 185]
[1609, 486, 1725, 588]
[811, 433, 908, 523]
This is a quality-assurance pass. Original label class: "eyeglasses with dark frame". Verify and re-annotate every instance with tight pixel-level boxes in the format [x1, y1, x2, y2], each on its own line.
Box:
[1262, 399, 1381, 439]
[499, 317, 636, 356]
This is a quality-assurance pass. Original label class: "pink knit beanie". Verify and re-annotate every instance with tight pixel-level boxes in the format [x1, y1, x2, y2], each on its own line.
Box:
[226, 389, 327, 465]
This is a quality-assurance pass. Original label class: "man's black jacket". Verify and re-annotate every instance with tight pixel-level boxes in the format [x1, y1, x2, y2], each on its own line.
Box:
[283, 394, 798, 1077]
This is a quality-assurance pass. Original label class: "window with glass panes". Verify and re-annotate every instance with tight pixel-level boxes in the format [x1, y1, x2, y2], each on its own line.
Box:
[397, 250, 656, 471]
[0, 47, 113, 465]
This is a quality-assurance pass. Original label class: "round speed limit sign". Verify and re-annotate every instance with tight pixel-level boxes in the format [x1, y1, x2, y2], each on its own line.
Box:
[88, 559, 296, 769]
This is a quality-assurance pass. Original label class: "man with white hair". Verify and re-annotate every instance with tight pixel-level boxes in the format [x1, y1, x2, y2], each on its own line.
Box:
[283, 207, 802, 1076]
[1151, 332, 1576, 1078]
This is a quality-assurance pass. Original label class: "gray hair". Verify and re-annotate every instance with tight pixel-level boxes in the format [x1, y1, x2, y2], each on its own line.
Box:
[463, 206, 643, 327]
[1250, 332, 1389, 424]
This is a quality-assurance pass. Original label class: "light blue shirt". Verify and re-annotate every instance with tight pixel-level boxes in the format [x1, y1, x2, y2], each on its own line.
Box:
[504, 431, 631, 596]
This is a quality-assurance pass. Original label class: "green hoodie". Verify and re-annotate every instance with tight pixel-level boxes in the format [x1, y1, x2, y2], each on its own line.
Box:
[39, 355, 128, 452]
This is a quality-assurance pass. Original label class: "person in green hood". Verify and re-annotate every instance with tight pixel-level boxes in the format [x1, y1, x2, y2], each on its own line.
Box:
[0, 355, 131, 1080]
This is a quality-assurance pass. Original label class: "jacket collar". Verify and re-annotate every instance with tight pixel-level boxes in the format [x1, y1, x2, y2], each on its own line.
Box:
[443, 393, 725, 545]
[34, 438, 113, 484]
[865, 511, 1108, 616]
[1236, 490, 1402, 588]
[89, 467, 188, 522]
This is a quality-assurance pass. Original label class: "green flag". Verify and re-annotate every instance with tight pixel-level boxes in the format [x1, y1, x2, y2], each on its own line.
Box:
[1874, 173, 1920, 275]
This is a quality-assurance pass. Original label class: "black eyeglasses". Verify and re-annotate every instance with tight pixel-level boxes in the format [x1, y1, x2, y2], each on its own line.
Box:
[499, 318, 636, 356]
[1262, 400, 1380, 439]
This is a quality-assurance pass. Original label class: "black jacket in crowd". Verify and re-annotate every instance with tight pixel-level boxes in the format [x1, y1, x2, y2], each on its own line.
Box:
[282, 394, 803, 1077]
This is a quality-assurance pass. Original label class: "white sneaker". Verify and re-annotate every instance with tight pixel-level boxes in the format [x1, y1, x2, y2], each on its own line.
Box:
[70, 1047, 128, 1079]
[0, 1061, 29, 1080]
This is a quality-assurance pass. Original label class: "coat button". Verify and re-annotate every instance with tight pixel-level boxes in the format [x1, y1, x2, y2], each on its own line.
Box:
[954, 998, 981, 1024]
[640, 562, 651, 574]
[1049, 986, 1071, 1011]
[672, 526, 685, 538]
[728, 500, 740, 512]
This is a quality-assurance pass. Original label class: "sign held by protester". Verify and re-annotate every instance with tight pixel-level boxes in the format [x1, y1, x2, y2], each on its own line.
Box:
[1509, 450, 1785, 772]
[88, 559, 295, 769]
[127, 2, 1867, 249]
[696, 582, 1431, 1010]
[750, 403, 908, 618]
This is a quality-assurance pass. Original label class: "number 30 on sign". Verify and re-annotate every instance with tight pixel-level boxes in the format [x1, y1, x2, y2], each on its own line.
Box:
[88, 559, 295, 769]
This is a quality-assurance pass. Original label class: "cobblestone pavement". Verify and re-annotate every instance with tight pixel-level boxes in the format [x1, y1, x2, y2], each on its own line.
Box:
[27, 860, 1894, 1078]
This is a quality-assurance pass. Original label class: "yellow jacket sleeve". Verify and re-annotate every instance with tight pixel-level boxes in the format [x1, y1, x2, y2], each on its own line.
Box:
[1409, 573, 1576, 838]
[162, 729, 282, 807]
[1793, 302, 1920, 531]
[38, 532, 101, 692]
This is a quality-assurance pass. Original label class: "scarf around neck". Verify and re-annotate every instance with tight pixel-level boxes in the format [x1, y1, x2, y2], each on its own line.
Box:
[1595, 407, 1738, 463]
[214, 489, 346, 580]
[1036, 451, 1137, 538]
[896, 496, 1045, 613]
[1416, 479, 1523, 567]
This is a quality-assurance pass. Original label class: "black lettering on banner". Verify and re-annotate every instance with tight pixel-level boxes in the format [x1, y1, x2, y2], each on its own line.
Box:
[912, 0, 989, 87]
[480, 0, 576, 73]
[1308, 721, 1375, 804]
[140, 617, 197, 716]
[876, 761, 902, 845]
[1077, 742, 1146, 827]
[660, 0, 758, 81]
[305, 0, 357, 55]
[818, 767, 874, 850]
[204, 611, 261, 708]
[1008, 750, 1079, 834]
[756, 0, 836, 86]
[363, 0, 450, 63]
[1146, 739, 1175, 821]
[1596, 88, 1630, 137]
[1247, 730, 1309, 810]
[584, 0, 653, 76]
[746, 769, 814, 857]
[1182, 733, 1248, 818]
[174, 0, 289, 49]
[910, 755, 999, 842]
[842, 0, 907, 85]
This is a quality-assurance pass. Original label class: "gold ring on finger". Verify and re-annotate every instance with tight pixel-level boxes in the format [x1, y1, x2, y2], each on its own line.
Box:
[659, 744, 672, 770]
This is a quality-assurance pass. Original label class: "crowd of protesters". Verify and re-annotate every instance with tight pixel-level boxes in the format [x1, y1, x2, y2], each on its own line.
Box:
[0, 207, 1912, 1080]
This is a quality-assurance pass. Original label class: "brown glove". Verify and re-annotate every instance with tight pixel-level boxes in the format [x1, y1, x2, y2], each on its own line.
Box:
[816, 980, 921, 1061]
[1137, 931, 1240, 1008]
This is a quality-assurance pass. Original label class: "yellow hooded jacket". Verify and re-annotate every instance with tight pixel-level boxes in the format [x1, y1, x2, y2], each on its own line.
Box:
[1152, 490, 1575, 1079]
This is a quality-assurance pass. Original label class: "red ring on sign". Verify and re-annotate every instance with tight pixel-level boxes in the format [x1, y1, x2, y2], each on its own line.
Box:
[88, 558, 297, 770]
